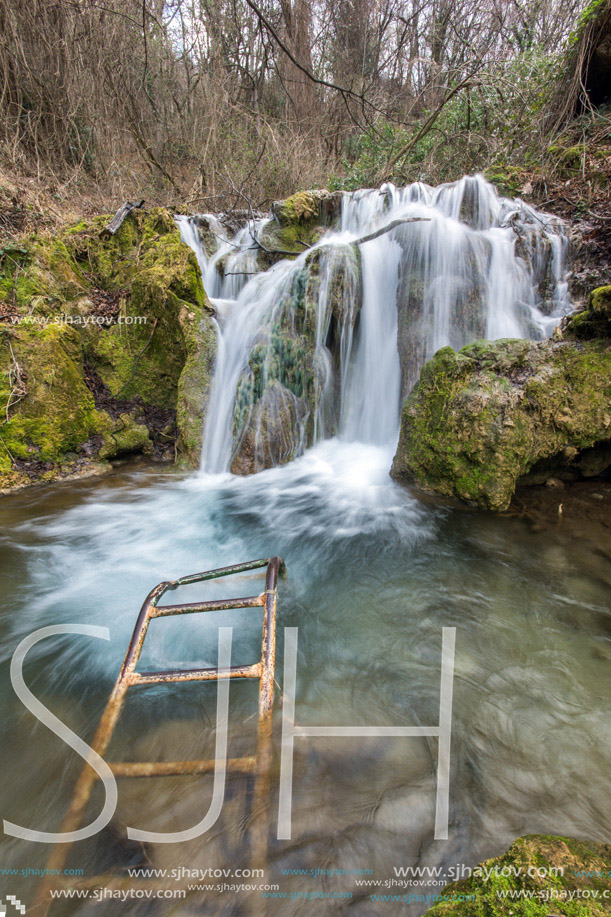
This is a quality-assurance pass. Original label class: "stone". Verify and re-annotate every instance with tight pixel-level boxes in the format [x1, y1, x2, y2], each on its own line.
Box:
[564, 285, 611, 340]
[0, 206, 216, 490]
[230, 379, 307, 474]
[391, 337, 611, 511]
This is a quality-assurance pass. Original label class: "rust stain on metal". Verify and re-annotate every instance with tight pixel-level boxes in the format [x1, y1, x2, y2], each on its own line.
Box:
[35, 556, 285, 913]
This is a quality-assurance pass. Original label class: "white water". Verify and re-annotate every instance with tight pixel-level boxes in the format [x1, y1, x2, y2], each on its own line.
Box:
[4, 180, 610, 917]
[177, 174, 571, 475]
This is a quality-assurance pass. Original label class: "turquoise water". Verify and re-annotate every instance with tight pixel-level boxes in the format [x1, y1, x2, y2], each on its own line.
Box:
[0, 441, 610, 914]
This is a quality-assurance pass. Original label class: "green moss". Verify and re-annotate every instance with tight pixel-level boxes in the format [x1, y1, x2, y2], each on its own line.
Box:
[563, 286, 611, 340]
[548, 143, 585, 178]
[1, 205, 217, 488]
[589, 286, 611, 311]
[276, 191, 319, 224]
[0, 324, 101, 466]
[98, 413, 151, 459]
[0, 235, 86, 314]
[81, 210, 213, 423]
[564, 286, 611, 339]
[483, 164, 524, 197]
[425, 834, 611, 916]
[176, 302, 216, 465]
[230, 379, 307, 475]
[391, 338, 611, 511]
[256, 219, 323, 270]
[256, 190, 343, 269]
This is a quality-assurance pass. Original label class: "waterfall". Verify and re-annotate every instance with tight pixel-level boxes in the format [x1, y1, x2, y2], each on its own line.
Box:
[178, 175, 571, 475]
[341, 233, 402, 444]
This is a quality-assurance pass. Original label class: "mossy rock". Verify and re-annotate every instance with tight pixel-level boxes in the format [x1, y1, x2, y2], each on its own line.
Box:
[256, 190, 343, 270]
[1, 206, 216, 489]
[271, 190, 343, 227]
[549, 143, 585, 178]
[77, 208, 215, 465]
[0, 236, 87, 315]
[391, 337, 611, 511]
[564, 285, 611, 339]
[255, 218, 323, 270]
[230, 379, 307, 474]
[176, 301, 216, 465]
[483, 164, 525, 197]
[98, 413, 151, 460]
[424, 834, 611, 915]
[0, 324, 101, 463]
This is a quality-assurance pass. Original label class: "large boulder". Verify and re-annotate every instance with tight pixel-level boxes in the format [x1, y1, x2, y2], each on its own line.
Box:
[424, 834, 611, 916]
[391, 337, 611, 511]
[256, 190, 344, 270]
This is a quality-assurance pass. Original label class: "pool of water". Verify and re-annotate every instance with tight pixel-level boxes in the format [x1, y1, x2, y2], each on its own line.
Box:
[0, 441, 610, 914]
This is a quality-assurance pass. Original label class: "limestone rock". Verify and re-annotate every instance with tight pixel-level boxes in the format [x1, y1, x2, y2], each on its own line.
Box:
[230, 379, 307, 475]
[0, 206, 216, 490]
[391, 337, 611, 511]
[564, 284, 611, 339]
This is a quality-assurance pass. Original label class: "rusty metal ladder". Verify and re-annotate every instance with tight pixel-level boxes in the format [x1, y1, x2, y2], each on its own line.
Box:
[34, 556, 285, 911]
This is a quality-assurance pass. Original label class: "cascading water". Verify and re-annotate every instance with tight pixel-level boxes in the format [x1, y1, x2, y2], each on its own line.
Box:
[178, 174, 571, 475]
[4, 180, 610, 917]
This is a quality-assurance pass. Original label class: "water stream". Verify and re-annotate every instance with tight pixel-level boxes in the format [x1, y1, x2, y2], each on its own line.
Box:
[177, 175, 570, 472]
[0, 177, 608, 916]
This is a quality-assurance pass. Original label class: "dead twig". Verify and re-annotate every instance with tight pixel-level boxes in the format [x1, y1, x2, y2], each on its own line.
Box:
[101, 200, 145, 237]
[3, 343, 28, 424]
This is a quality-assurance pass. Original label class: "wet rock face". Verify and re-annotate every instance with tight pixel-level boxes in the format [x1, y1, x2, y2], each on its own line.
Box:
[230, 379, 307, 475]
[192, 215, 221, 258]
[391, 336, 611, 512]
[394, 231, 489, 398]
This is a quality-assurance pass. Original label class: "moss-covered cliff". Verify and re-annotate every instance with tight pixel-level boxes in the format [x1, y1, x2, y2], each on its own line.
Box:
[0, 207, 215, 491]
[391, 306, 611, 512]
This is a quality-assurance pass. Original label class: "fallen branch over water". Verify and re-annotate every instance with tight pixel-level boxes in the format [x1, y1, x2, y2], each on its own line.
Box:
[353, 217, 430, 245]
[251, 216, 431, 260]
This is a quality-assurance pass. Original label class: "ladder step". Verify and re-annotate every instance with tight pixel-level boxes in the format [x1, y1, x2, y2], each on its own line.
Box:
[152, 594, 264, 617]
[108, 756, 257, 777]
[130, 662, 261, 685]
